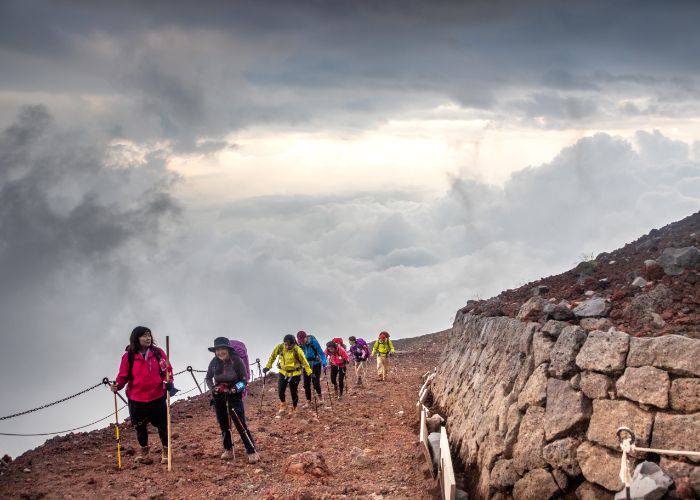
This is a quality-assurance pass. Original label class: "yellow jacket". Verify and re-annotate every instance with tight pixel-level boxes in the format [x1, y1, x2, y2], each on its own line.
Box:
[265, 343, 312, 377]
[372, 339, 394, 357]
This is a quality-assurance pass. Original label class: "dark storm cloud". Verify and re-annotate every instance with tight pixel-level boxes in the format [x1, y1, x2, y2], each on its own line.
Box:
[1, 1, 699, 149]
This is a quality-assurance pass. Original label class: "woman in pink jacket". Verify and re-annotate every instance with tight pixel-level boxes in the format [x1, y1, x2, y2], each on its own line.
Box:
[325, 340, 350, 400]
[112, 326, 173, 465]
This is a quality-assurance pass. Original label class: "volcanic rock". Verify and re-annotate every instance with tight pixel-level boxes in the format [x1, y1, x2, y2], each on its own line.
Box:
[616, 366, 670, 408]
[670, 378, 700, 412]
[544, 378, 591, 441]
[657, 246, 700, 276]
[576, 330, 629, 374]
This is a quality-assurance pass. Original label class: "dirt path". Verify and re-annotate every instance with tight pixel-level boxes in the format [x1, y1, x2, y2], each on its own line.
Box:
[0, 335, 444, 499]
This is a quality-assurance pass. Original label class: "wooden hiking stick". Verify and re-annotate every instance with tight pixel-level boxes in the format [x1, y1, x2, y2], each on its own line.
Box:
[112, 391, 122, 469]
[166, 336, 172, 471]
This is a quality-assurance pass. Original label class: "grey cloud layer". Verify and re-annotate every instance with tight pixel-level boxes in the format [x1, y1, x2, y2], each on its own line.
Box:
[1, 1, 699, 147]
[1, 102, 699, 455]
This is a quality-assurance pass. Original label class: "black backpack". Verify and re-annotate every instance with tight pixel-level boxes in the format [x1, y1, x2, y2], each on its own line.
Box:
[128, 348, 165, 381]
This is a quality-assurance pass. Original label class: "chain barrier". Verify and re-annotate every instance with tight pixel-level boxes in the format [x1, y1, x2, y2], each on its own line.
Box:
[0, 356, 264, 435]
[0, 364, 211, 422]
[0, 404, 129, 437]
[0, 382, 104, 421]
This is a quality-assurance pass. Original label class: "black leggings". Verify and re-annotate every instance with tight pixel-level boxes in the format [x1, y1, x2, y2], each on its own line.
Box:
[278, 374, 301, 407]
[213, 392, 255, 454]
[303, 363, 323, 401]
[330, 365, 346, 395]
[128, 396, 167, 448]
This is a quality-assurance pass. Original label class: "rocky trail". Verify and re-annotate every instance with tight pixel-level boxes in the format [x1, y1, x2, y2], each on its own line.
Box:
[0, 334, 445, 499]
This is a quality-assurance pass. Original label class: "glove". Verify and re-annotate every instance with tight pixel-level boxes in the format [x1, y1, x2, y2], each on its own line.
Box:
[214, 384, 228, 394]
[165, 381, 179, 397]
[110, 382, 119, 393]
[235, 381, 246, 393]
[263, 367, 270, 374]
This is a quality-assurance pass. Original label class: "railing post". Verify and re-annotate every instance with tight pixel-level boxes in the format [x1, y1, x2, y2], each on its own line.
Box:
[186, 366, 203, 394]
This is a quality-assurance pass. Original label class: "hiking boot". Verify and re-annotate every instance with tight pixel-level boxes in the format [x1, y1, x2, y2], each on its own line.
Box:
[290, 405, 298, 416]
[277, 402, 287, 415]
[134, 446, 153, 464]
[247, 453, 260, 464]
[221, 449, 234, 460]
[160, 446, 168, 465]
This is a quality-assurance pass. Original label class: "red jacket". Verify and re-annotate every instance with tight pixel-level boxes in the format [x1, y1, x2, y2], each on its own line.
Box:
[115, 347, 173, 403]
[325, 345, 350, 367]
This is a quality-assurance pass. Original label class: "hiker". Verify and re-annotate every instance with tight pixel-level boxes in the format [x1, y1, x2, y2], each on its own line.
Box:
[371, 331, 395, 381]
[348, 336, 370, 385]
[112, 326, 173, 465]
[325, 340, 350, 399]
[205, 337, 259, 463]
[263, 334, 313, 415]
[296, 330, 327, 408]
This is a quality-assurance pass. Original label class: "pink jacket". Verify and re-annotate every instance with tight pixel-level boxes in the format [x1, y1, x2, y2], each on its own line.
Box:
[325, 345, 350, 367]
[115, 347, 173, 403]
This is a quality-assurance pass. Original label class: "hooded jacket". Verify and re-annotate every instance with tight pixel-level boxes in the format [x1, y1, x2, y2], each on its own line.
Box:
[371, 339, 395, 357]
[325, 345, 350, 367]
[205, 353, 248, 391]
[115, 347, 173, 403]
[265, 343, 313, 377]
[299, 335, 327, 367]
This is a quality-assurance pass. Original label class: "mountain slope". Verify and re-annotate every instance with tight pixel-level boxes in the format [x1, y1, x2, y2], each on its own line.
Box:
[0, 335, 445, 499]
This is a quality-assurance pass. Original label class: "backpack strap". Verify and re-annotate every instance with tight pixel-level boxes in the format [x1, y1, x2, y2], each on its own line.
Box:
[308, 336, 321, 363]
[128, 348, 165, 381]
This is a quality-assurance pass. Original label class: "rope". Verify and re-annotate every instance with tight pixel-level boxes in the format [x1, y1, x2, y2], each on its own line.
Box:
[617, 426, 700, 491]
[0, 382, 103, 421]
[0, 404, 128, 436]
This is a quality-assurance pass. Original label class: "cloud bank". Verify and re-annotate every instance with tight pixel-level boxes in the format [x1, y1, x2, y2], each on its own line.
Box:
[2, 105, 698, 455]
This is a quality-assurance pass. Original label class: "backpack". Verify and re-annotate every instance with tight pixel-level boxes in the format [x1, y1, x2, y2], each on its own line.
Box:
[355, 338, 370, 359]
[128, 347, 165, 381]
[229, 340, 250, 398]
[228, 340, 250, 383]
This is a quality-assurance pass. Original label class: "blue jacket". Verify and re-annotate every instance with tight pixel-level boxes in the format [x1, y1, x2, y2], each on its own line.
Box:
[300, 335, 327, 367]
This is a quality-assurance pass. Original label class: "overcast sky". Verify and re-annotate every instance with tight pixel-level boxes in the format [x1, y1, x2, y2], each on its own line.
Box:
[1, 0, 699, 456]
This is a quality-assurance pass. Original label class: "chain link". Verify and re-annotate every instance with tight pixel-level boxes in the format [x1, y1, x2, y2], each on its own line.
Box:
[0, 382, 104, 421]
[0, 404, 129, 437]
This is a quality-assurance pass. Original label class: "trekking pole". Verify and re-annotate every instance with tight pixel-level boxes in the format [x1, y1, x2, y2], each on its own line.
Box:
[324, 375, 334, 409]
[311, 378, 319, 418]
[186, 366, 203, 395]
[259, 372, 266, 414]
[229, 399, 258, 459]
[102, 377, 128, 405]
[226, 394, 236, 460]
[166, 336, 172, 471]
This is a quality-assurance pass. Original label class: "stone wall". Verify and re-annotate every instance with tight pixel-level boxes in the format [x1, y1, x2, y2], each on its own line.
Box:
[431, 312, 700, 499]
